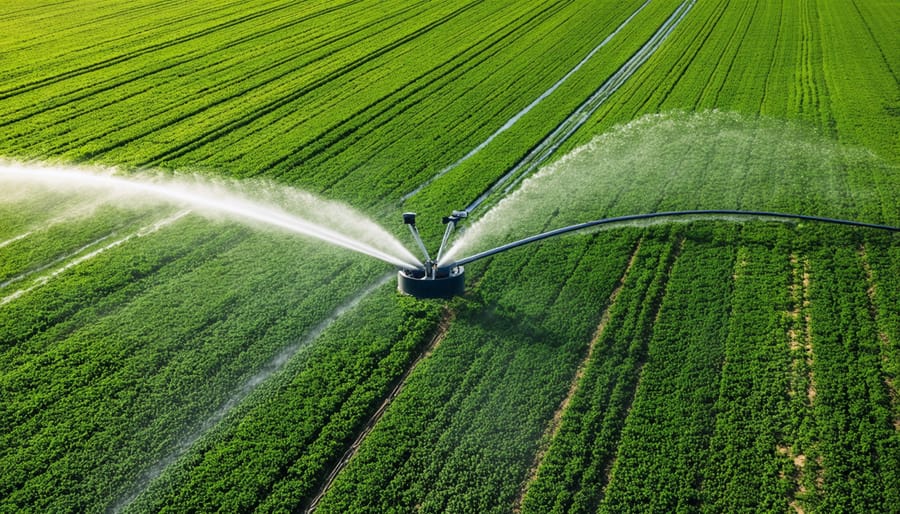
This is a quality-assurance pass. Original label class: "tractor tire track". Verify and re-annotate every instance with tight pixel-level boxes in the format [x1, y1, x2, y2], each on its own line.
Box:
[467, 0, 696, 213]
[400, 0, 652, 202]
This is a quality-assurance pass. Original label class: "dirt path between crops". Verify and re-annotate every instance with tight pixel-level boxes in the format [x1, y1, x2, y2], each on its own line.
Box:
[857, 245, 899, 430]
[783, 253, 820, 514]
[511, 238, 645, 513]
[304, 307, 456, 513]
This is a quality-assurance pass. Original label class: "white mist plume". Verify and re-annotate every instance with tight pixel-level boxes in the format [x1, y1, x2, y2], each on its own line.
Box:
[0, 160, 421, 269]
[440, 111, 897, 264]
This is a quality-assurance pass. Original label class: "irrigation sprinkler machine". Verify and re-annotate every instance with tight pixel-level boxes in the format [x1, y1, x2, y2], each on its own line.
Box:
[398, 211, 467, 299]
[396, 209, 900, 300]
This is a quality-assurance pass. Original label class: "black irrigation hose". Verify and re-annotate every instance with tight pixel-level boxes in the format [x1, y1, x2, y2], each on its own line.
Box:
[452, 210, 900, 267]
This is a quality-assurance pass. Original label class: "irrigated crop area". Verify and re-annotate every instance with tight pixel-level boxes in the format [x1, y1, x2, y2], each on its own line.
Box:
[1, 1, 897, 512]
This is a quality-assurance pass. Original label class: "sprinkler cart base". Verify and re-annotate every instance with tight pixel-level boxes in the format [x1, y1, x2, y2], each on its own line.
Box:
[397, 266, 465, 299]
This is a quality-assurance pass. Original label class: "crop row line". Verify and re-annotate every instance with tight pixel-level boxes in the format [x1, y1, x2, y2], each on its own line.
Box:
[517, 232, 685, 513]
[0, 211, 188, 307]
[848, 0, 898, 84]
[303, 306, 455, 514]
[6, 1, 432, 158]
[590, 236, 683, 509]
[857, 244, 899, 431]
[757, 1, 785, 114]
[512, 237, 643, 512]
[277, 0, 574, 189]
[784, 253, 817, 511]
[668, 0, 728, 111]
[0, 0, 369, 129]
[0, 0, 303, 100]
[707, 0, 757, 108]
[128, 1, 483, 167]
[111, 271, 394, 513]
[400, 0, 653, 202]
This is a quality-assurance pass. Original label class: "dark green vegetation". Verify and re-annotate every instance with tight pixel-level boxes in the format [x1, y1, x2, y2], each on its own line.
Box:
[1, 1, 897, 513]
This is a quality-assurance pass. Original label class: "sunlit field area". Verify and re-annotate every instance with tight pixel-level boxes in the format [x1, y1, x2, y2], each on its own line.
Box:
[1, 1, 897, 512]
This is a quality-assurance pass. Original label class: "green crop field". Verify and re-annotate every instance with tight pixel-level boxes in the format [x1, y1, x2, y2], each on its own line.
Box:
[1, 1, 897, 512]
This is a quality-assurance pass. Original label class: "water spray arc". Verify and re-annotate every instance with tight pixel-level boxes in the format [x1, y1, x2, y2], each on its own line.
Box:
[396, 209, 899, 299]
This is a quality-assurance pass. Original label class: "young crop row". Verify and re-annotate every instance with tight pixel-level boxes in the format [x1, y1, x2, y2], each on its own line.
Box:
[2, 1, 444, 161]
[696, 226, 797, 511]
[125, 285, 441, 513]
[569, 0, 897, 176]
[521, 231, 680, 513]
[313, 230, 643, 513]
[597, 226, 737, 511]
[816, 0, 898, 161]
[0, 214, 394, 512]
[0, 204, 166, 289]
[0, 0, 665, 224]
[517, 224, 899, 513]
[0, 187, 87, 242]
[798, 228, 898, 511]
[194, 0, 595, 186]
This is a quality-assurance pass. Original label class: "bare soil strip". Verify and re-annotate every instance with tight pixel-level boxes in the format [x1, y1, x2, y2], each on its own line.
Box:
[784, 254, 817, 513]
[857, 245, 899, 430]
[304, 307, 456, 513]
